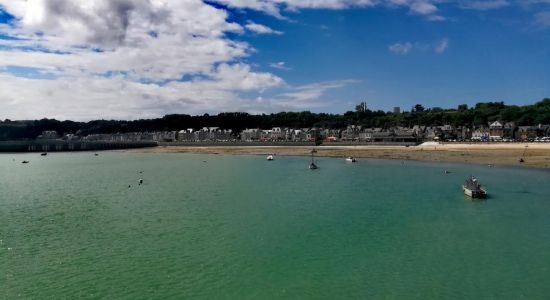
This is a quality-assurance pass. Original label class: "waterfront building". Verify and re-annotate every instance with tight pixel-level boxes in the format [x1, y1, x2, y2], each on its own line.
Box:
[489, 121, 504, 138]
[241, 128, 261, 141]
[270, 127, 283, 140]
[393, 107, 401, 114]
[341, 125, 361, 141]
[37, 130, 59, 140]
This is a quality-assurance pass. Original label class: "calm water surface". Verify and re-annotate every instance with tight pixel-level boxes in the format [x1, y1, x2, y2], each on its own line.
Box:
[1, 152, 550, 299]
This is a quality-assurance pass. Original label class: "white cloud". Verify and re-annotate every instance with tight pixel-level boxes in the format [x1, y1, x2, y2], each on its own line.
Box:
[245, 21, 283, 34]
[389, 42, 413, 55]
[264, 80, 359, 110]
[0, 0, 296, 120]
[458, 0, 510, 10]
[0, 1, 369, 120]
[0, 0, 252, 82]
[279, 80, 356, 101]
[3, 0, 539, 120]
[408, 1, 439, 15]
[0, 73, 353, 120]
[389, 38, 449, 55]
[212, 0, 550, 21]
[269, 61, 291, 70]
[213, 0, 444, 20]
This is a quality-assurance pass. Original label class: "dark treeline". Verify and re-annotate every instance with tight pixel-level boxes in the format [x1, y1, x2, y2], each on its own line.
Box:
[1, 99, 550, 140]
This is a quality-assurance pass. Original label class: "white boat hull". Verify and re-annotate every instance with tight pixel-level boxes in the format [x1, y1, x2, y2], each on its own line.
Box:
[463, 185, 487, 199]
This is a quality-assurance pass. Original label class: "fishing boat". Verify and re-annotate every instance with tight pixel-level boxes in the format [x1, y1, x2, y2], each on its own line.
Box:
[462, 176, 487, 199]
[309, 149, 318, 169]
[21, 160, 29, 164]
[266, 154, 274, 161]
[41, 152, 47, 156]
[345, 156, 356, 163]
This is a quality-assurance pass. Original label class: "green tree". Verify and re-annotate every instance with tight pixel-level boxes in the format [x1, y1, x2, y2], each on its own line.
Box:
[413, 104, 425, 112]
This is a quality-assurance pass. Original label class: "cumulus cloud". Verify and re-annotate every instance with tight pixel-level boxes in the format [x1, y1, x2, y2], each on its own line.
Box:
[0, 0, 292, 120]
[245, 21, 283, 34]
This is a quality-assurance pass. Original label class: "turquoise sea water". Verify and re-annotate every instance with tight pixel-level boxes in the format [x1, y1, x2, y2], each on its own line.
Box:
[1, 152, 550, 299]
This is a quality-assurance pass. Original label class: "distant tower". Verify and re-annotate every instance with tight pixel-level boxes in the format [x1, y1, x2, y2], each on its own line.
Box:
[393, 107, 401, 114]
[355, 101, 368, 113]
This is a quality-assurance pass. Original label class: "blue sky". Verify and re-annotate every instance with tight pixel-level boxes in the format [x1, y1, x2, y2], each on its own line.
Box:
[0, 1, 549, 120]
[243, 4, 550, 110]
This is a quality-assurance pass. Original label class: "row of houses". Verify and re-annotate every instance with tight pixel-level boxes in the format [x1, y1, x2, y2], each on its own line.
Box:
[42, 122, 550, 143]
[470, 121, 546, 141]
[80, 127, 234, 143]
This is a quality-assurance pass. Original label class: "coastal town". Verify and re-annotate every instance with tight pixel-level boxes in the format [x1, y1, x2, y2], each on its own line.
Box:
[34, 121, 550, 145]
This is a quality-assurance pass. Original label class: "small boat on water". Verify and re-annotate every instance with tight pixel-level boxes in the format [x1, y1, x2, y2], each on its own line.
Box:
[41, 152, 47, 156]
[309, 149, 318, 170]
[345, 156, 356, 163]
[21, 160, 29, 164]
[266, 154, 274, 161]
[462, 176, 487, 199]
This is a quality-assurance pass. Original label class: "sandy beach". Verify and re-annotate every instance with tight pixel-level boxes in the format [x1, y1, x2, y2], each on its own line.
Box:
[128, 143, 550, 169]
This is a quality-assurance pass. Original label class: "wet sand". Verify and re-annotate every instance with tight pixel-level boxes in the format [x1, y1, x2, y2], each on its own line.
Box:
[129, 143, 550, 169]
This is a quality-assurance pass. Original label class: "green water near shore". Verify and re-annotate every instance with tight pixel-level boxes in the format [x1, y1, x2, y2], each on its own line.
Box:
[1, 153, 550, 299]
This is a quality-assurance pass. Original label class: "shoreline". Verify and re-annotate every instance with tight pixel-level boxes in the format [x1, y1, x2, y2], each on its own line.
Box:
[126, 143, 550, 169]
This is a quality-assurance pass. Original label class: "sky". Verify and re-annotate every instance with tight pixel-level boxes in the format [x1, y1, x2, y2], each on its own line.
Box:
[0, 0, 549, 121]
